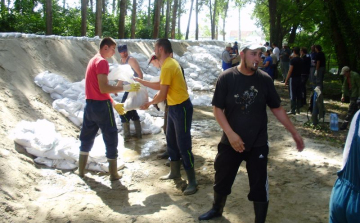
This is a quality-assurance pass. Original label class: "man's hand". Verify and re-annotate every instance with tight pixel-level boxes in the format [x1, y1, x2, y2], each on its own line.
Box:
[314, 70, 318, 77]
[123, 83, 141, 92]
[292, 132, 304, 152]
[114, 103, 126, 115]
[140, 102, 151, 110]
[227, 131, 245, 153]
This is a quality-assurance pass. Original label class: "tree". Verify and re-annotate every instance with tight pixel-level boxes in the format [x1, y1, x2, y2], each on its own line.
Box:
[164, 0, 171, 38]
[153, 0, 161, 38]
[95, 0, 102, 36]
[171, 0, 178, 39]
[185, 0, 194, 40]
[118, 0, 126, 38]
[131, 0, 137, 38]
[45, 0, 52, 35]
[81, 0, 88, 36]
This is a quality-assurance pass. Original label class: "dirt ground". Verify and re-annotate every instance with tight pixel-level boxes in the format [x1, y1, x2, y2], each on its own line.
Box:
[0, 36, 349, 223]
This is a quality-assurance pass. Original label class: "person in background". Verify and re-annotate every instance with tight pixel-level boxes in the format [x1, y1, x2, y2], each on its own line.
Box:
[140, 39, 197, 195]
[78, 37, 140, 181]
[272, 42, 280, 80]
[309, 45, 317, 89]
[117, 44, 144, 141]
[270, 50, 278, 80]
[222, 43, 237, 71]
[300, 47, 311, 106]
[264, 42, 272, 51]
[329, 110, 360, 222]
[233, 41, 239, 55]
[280, 42, 292, 83]
[314, 45, 326, 90]
[339, 66, 360, 130]
[198, 43, 304, 222]
[261, 49, 274, 80]
[285, 47, 303, 115]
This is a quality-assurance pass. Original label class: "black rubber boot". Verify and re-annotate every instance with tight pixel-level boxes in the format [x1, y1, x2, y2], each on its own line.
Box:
[287, 101, 296, 115]
[159, 160, 181, 180]
[183, 168, 198, 195]
[134, 120, 142, 138]
[78, 152, 89, 178]
[296, 100, 302, 114]
[198, 191, 227, 220]
[253, 201, 269, 223]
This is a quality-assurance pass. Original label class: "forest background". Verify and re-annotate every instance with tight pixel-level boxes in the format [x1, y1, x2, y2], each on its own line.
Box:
[1, 0, 360, 74]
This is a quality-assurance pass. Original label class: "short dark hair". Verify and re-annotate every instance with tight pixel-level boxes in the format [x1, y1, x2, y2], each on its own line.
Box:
[100, 37, 116, 49]
[155, 38, 173, 54]
[315, 45, 322, 52]
[272, 43, 277, 47]
[293, 47, 300, 55]
[301, 47, 308, 54]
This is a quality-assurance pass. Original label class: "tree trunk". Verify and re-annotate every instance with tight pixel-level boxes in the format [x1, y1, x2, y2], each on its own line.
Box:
[63, 0, 66, 9]
[112, 0, 116, 14]
[95, 0, 102, 37]
[90, 0, 93, 11]
[147, 0, 151, 26]
[153, 0, 161, 38]
[81, 0, 88, 36]
[118, 0, 126, 38]
[165, 0, 171, 38]
[222, 0, 229, 41]
[102, 0, 106, 14]
[209, 0, 213, 39]
[131, 0, 137, 38]
[177, 0, 181, 37]
[171, 0, 178, 39]
[288, 23, 299, 44]
[195, 0, 198, 40]
[211, 0, 217, 40]
[269, 0, 277, 46]
[185, 0, 194, 40]
[45, 0, 52, 35]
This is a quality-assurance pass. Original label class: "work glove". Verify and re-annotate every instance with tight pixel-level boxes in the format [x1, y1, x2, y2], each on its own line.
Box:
[314, 70, 318, 77]
[114, 103, 126, 115]
[123, 83, 141, 92]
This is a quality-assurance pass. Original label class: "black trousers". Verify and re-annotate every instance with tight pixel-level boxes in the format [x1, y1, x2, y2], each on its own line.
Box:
[213, 143, 269, 202]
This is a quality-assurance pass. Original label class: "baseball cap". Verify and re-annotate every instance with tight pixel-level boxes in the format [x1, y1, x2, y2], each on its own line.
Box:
[340, 66, 350, 75]
[117, 44, 128, 53]
[148, 54, 157, 65]
[239, 43, 266, 52]
[225, 43, 232, 48]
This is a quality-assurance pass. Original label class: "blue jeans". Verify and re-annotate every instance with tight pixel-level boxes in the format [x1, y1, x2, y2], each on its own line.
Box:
[119, 91, 140, 123]
[166, 99, 194, 170]
[79, 99, 118, 159]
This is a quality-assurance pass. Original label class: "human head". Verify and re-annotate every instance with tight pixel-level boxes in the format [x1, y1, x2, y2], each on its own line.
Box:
[300, 47, 308, 56]
[282, 42, 288, 48]
[272, 42, 277, 47]
[155, 38, 173, 60]
[148, 54, 161, 68]
[265, 42, 270, 47]
[99, 37, 116, 58]
[315, 45, 322, 52]
[265, 49, 271, 56]
[340, 66, 350, 76]
[239, 43, 266, 71]
[117, 44, 128, 58]
[292, 47, 300, 56]
[311, 45, 315, 52]
[234, 41, 238, 45]
[225, 43, 232, 51]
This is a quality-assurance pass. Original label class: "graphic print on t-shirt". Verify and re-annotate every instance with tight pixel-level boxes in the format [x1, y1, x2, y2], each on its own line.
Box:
[234, 86, 258, 113]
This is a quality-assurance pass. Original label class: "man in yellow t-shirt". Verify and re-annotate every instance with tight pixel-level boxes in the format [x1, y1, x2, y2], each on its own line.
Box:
[140, 39, 197, 195]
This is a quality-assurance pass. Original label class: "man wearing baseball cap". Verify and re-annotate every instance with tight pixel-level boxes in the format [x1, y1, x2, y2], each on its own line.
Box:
[222, 43, 237, 71]
[199, 42, 304, 222]
[339, 66, 360, 130]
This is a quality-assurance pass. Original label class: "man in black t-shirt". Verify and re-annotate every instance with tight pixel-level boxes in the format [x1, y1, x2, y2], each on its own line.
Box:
[198, 43, 304, 222]
[285, 47, 304, 114]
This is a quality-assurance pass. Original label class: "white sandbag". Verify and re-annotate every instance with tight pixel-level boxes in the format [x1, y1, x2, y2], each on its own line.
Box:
[53, 82, 70, 95]
[34, 70, 50, 87]
[42, 85, 54, 93]
[108, 64, 134, 81]
[124, 85, 149, 111]
[50, 92, 63, 100]
[53, 159, 77, 170]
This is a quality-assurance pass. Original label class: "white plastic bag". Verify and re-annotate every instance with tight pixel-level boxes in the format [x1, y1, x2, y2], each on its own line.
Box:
[108, 64, 134, 81]
[124, 85, 149, 110]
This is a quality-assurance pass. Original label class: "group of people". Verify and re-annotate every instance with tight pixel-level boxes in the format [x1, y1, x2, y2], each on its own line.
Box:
[75, 36, 360, 222]
[77, 37, 304, 222]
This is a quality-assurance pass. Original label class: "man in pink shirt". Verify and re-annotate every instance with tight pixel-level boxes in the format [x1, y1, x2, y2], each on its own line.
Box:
[78, 37, 140, 181]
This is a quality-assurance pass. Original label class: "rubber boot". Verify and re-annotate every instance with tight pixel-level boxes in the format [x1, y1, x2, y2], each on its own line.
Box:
[122, 122, 131, 141]
[287, 100, 296, 115]
[134, 120, 142, 139]
[296, 100, 302, 114]
[159, 160, 181, 180]
[108, 159, 122, 181]
[183, 168, 198, 195]
[340, 121, 349, 130]
[254, 201, 269, 223]
[78, 152, 89, 178]
[198, 191, 227, 220]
